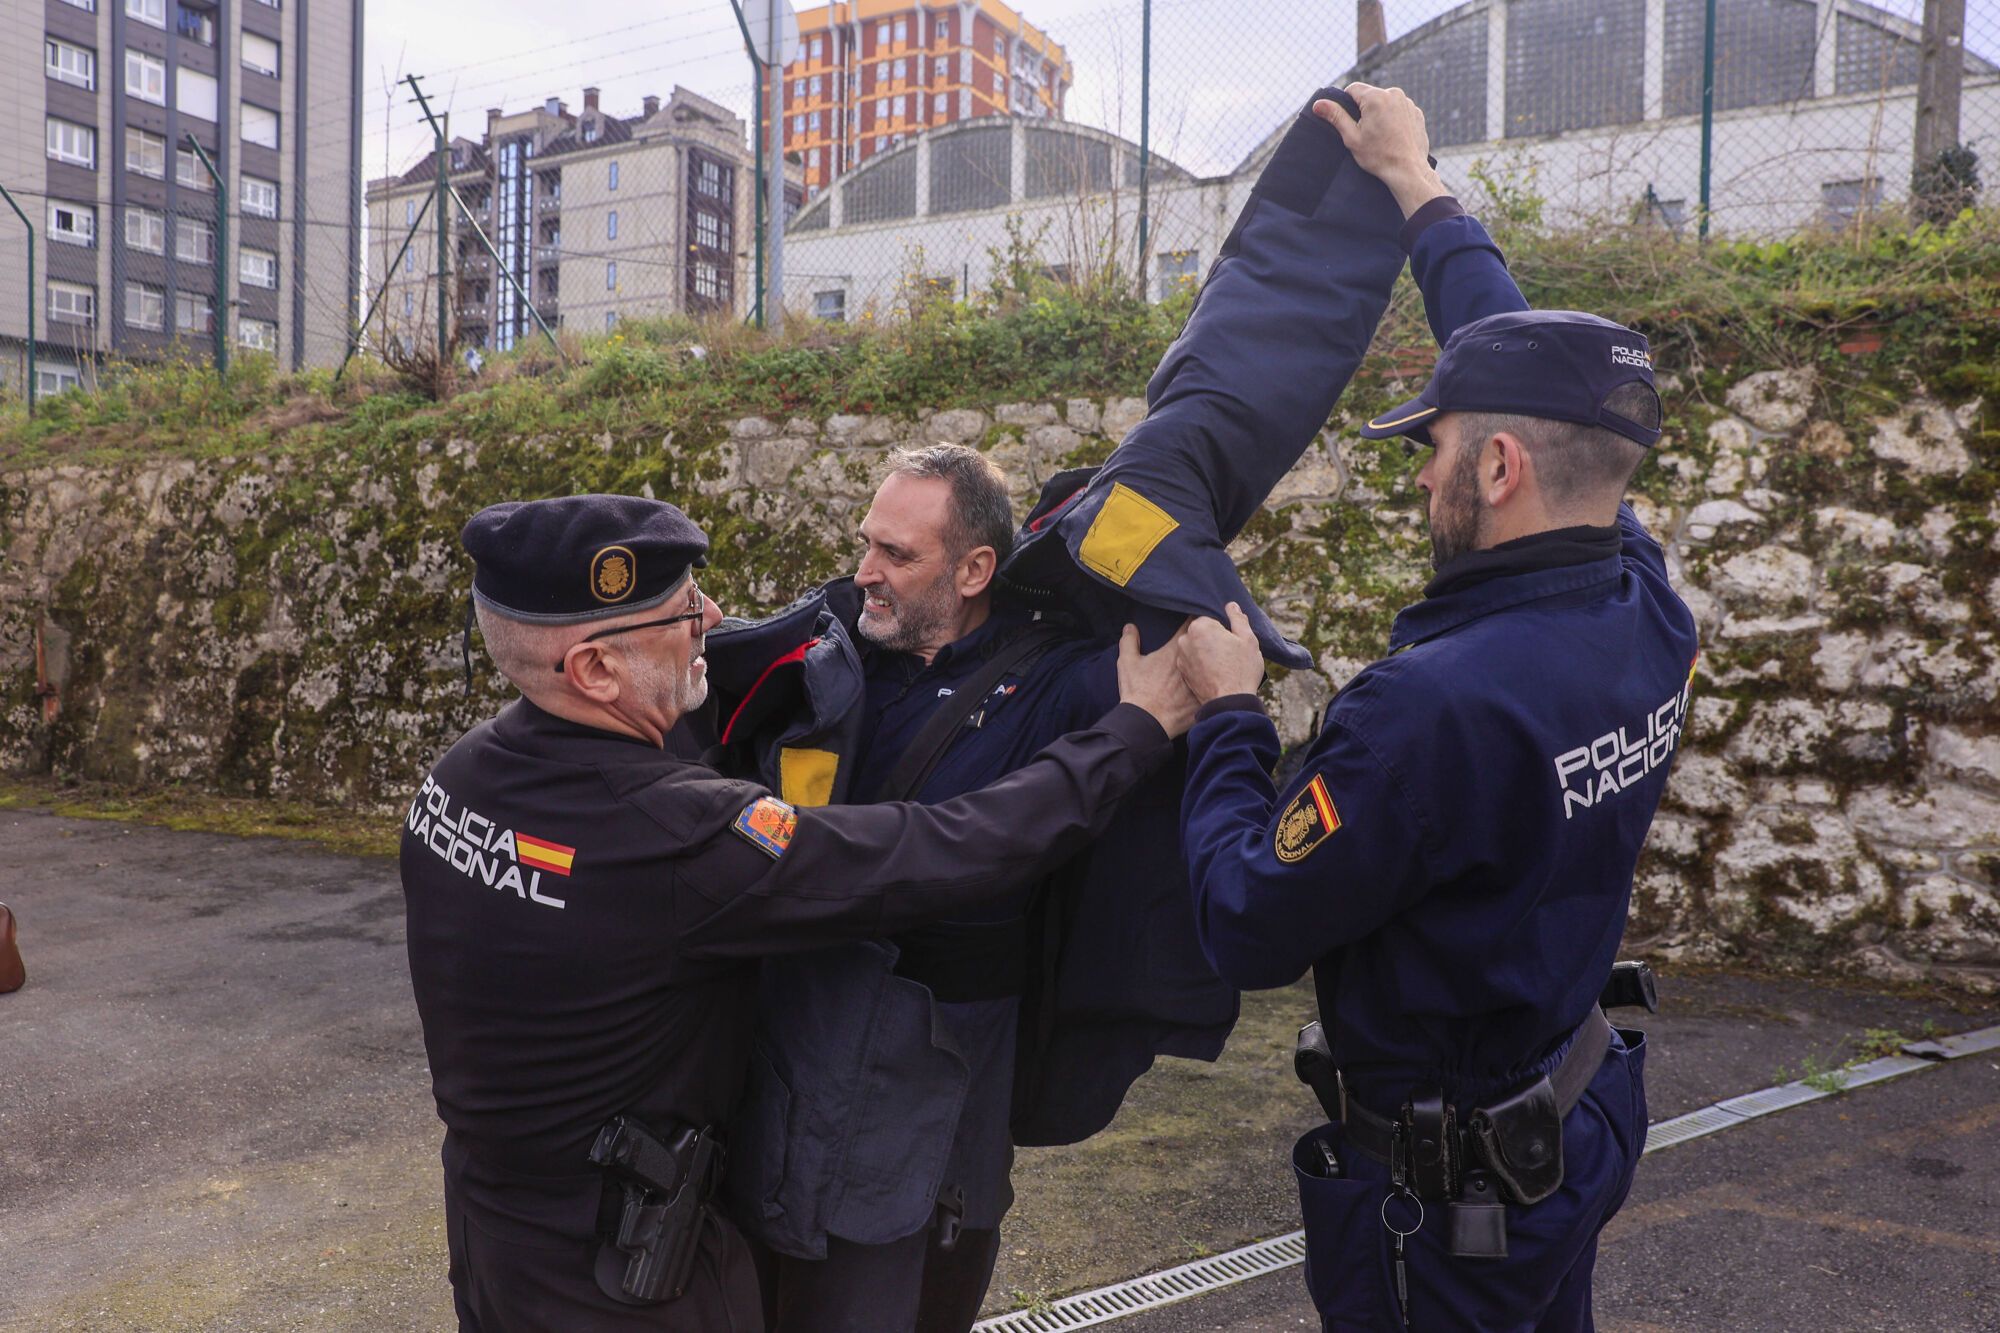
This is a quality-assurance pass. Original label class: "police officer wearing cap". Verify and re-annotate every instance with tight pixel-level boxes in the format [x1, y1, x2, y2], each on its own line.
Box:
[398, 493, 1199, 1332]
[1174, 86, 1698, 1330]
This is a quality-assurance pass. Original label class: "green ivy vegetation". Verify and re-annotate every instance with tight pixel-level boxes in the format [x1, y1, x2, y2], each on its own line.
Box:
[4, 208, 1998, 472]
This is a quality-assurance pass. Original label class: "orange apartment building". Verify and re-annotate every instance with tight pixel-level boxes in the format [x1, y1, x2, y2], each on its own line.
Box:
[773, 1, 1071, 197]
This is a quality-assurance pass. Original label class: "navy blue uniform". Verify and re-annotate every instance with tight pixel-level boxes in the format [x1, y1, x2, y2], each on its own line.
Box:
[399, 694, 1172, 1332]
[1179, 204, 1698, 1331]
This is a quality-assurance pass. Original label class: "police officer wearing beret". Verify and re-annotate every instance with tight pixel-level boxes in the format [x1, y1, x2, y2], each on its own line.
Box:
[1174, 86, 1698, 1331]
[398, 493, 1199, 1332]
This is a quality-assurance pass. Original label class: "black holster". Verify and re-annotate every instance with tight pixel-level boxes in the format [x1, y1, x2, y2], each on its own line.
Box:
[587, 1115, 725, 1306]
[1467, 1075, 1564, 1206]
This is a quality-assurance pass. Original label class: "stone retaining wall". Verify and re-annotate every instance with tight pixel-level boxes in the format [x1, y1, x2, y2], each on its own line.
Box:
[2, 369, 1995, 984]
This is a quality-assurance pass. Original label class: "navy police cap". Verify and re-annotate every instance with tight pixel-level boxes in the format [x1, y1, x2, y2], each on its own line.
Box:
[462, 494, 709, 624]
[1360, 310, 1662, 449]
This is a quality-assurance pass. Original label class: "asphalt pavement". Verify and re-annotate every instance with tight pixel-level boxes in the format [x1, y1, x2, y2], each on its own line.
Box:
[2, 807, 1996, 1332]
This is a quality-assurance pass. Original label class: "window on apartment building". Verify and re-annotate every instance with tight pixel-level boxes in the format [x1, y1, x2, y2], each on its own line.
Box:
[893, 58, 906, 81]
[46, 39, 96, 90]
[694, 211, 721, 250]
[240, 247, 279, 289]
[57, 0, 96, 11]
[126, 281, 165, 330]
[48, 280, 96, 326]
[240, 318, 277, 351]
[877, 21, 890, 46]
[38, 366, 82, 396]
[404, 249, 414, 274]
[48, 202, 96, 247]
[994, 32, 1005, 57]
[47, 118, 96, 168]
[608, 160, 620, 190]
[792, 114, 804, 135]
[874, 134, 886, 152]
[251, 0, 279, 9]
[177, 147, 212, 189]
[1156, 249, 1201, 300]
[810, 110, 822, 131]
[893, 18, 906, 42]
[177, 69, 218, 121]
[934, 93, 948, 118]
[583, 121, 598, 143]
[606, 261, 617, 290]
[807, 147, 819, 170]
[177, 4, 215, 45]
[126, 50, 167, 104]
[127, 127, 166, 177]
[176, 216, 215, 264]
[404, 199, 415, 226]
[243, 176, 279, 218]
[126, 0, 165, 27]
[937, 15, 951, 39]
[813, 289, 845, 322]
[242, 32, 280, 78]
[935, 56, 948, 80]
[242, 103, 280, 150]
[607, 210, 618, 240]
[891, 95, 904, 119]
[176, 293, 215, 334]
[126, 207, 165, 253]
[1821, 178, 1882, 228]
[693, 262, 720, 301]
[811, 74, 821, 95]
[695, 159, 723, 198]
[403, 291, 414, 318]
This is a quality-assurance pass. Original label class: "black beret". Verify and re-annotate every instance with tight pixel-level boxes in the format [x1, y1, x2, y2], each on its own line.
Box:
[462, 494, 710, 624]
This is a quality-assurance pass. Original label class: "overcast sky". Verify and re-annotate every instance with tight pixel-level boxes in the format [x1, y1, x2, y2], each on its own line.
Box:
[361, 0, 1496, 184]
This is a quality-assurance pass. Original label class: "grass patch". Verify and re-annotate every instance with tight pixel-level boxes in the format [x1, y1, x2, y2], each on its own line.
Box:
[0, 775, 398, 858]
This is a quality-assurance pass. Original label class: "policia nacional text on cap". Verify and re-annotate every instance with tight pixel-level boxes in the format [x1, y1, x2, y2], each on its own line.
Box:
[398, 493, 1201, 1331]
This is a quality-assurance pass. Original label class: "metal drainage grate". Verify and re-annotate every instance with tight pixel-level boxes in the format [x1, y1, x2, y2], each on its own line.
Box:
[976, 1023, 2000, 1332]
[973, 1231, 1307, 1332]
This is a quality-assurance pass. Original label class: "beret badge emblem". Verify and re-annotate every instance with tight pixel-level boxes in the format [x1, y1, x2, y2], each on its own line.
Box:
[590, 546, 637, 603]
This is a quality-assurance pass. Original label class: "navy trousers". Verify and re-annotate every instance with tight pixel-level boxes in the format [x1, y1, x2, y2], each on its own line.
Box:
[1292, 1031, 1647, 1332]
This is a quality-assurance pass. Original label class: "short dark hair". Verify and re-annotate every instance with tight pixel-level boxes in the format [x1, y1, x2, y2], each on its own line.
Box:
[882, 444, 1016, 562]
[1453, 381, 1658, 509]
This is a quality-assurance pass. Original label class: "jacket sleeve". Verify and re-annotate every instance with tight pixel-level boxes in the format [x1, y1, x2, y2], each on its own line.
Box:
[1179, 703, 1433, 989]
[1403, 199, 1530, 346]
[674, 703, 1172, 958]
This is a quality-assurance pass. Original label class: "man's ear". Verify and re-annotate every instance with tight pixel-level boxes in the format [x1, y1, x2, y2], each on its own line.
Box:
[559, 641, 624, 705]
[1486, 431, 1530, 507]
[956, 545, 998, 599]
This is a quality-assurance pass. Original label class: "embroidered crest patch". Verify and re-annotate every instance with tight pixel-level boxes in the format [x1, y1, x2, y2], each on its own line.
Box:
[590, 544, 637, 603]
[1274, 774, 1341, 864]
[733, 796, 799, 859]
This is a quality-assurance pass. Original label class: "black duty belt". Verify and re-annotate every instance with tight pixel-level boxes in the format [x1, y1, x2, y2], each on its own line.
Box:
[1337, 1007, 1612, 1178]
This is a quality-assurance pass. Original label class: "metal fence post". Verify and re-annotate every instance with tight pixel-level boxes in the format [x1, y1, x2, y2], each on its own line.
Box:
[0, 185, 34, 414]
[436, 113, 452, 369]
[1138, 0, 1152, 294]
[1698, 0, 1717, 240]
[727, 0, 768, 327]
[184, 136, 227, 376]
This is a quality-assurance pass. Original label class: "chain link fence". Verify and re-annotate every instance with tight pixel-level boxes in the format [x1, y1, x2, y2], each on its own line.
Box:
[5, 0, 1994, 403]
[770, 0, 1998, 321]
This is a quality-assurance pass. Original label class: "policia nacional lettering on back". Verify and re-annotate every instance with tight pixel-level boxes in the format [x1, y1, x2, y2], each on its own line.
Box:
[399, 493, 1181, 1330]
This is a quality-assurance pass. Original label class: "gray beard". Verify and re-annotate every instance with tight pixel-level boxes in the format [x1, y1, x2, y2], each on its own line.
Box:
[856, 570, 961, 655]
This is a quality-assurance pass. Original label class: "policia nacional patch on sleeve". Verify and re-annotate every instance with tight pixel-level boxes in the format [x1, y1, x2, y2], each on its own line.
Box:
[1274, 774, 1342, 863]
[733, 796, 799, 859]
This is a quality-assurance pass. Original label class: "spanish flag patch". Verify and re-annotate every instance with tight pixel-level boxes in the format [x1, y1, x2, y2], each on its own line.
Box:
[733, 796, 799, 859]
[1274, 774, 1341, 864]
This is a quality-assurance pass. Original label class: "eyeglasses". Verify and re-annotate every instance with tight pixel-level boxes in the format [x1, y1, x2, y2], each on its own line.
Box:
[554, 581, 706, 672]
